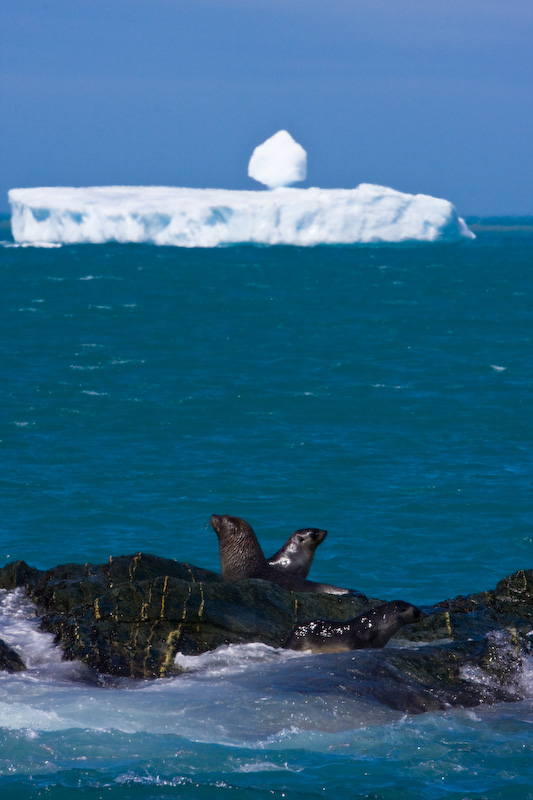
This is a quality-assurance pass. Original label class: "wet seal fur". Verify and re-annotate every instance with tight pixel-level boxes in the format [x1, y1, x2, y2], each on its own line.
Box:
[267, 528, 327, 578]
[285, 600, 425, 652]
[211, 514, 363, 597]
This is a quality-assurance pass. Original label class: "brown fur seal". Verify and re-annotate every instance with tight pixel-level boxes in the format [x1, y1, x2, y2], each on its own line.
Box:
[210, 514, 363, 597]
[284, 600, 425, 652]
[267, 528, 327, 578]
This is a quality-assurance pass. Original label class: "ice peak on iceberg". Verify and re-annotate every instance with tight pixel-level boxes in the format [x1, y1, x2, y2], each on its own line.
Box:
[248, 130, 307, 189]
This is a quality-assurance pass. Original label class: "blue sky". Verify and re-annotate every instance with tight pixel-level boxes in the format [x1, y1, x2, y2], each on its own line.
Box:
[1, 0, 532, 215]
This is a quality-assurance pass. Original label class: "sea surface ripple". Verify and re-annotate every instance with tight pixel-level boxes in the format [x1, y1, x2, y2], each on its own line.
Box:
[1, 220, 532, 798]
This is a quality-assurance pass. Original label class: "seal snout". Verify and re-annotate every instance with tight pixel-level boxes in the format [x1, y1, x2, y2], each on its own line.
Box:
[312, 528, 327, 545]
[295, 528, 327, 546]
[210, 513, 249, 541]
[210, 514, 223, 534]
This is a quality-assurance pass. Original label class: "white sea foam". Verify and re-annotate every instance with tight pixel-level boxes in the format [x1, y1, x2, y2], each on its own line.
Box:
[0, 588, 84, 677]
[459, 630, 533, 700]
[8, 184, 474, 247]
[174, 641, 303, 677]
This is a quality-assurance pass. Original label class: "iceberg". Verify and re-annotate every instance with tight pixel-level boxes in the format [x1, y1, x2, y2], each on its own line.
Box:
[8, 184, 473, 247]
[8, 129, 474, 246]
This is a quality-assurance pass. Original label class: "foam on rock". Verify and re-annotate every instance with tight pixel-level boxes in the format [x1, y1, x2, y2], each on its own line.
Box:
[248, 130, 307, 188]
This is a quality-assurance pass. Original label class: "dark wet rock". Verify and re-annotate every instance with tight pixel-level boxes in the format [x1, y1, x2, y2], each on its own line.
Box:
[0, 553, 371, 678]
[0, 560, 41, 592]
[408, 568, 533, 644]
[0, 638, 25, 672]
[0, 555, 532, 715]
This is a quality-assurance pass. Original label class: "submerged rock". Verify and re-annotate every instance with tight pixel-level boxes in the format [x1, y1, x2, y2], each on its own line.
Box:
[0, 554, 532, 714]
[269, 630, 529, 714]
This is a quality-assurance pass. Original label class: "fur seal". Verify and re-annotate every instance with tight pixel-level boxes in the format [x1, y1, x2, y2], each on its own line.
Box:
[267, 528, 327, 578]
[285, 600, 425, 652]
[210, 514, 362, 597]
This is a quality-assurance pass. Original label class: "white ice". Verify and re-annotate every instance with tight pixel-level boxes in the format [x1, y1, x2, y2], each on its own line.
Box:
[248, 130, 307, 188]
[8, 184, 474, 246]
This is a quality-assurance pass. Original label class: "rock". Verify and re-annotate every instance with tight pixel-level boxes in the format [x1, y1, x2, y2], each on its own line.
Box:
[0, 554, 532, 715]
[0, 638, 25, 672]
[413, 568, 533, 643]
[0, 553, 371, 678]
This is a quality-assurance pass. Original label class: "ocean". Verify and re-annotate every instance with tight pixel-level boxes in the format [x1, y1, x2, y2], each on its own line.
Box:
[1, 217, 532, 798]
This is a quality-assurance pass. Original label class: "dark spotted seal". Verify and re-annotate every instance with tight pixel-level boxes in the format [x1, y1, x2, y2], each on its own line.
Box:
[285, 600, 425, 652]
[210, 514, 361, 597]
[267, 528, 327, 578]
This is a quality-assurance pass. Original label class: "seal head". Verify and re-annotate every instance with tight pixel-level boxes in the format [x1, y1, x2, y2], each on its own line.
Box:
[211, 513, 266, 581]
[267, 528, 327, 578]
[285, 600, 426, 652]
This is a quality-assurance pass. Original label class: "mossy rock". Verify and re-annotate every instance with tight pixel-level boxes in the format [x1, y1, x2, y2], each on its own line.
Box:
[1, 555, 532, 702]
[0, 553, 374, 678]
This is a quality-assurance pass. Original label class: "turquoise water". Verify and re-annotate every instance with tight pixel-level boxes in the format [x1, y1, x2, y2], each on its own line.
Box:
[1, 221, 532, 797]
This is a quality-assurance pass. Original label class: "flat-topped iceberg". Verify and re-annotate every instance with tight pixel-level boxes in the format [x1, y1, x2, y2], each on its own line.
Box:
[8, 130, 474, 246]
[8, 184, 473, 247]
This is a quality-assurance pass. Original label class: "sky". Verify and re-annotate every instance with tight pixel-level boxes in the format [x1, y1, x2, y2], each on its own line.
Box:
[1, 0, 532, 216]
